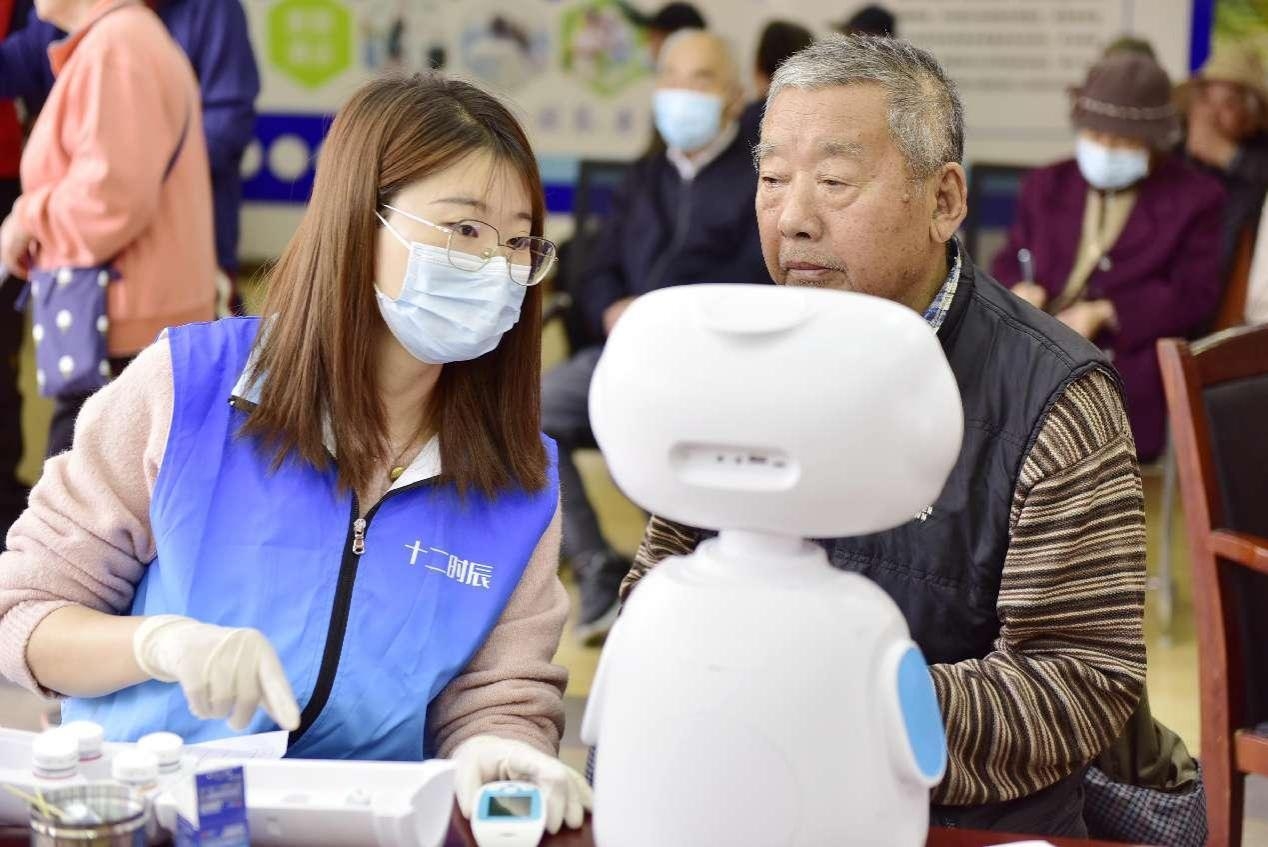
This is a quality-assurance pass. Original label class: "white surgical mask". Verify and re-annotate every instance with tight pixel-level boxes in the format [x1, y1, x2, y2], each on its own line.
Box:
[375, 213, 526, 364]
[1075, 136, 1150, 191]
[653, 88, 725, 152]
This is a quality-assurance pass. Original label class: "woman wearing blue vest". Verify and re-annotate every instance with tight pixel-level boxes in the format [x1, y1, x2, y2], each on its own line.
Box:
[0, 74, 590, 832]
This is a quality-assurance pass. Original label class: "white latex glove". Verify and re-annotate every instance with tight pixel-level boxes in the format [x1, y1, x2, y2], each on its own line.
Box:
[452, 735, 592, 834]
[132, 615, 301, 732]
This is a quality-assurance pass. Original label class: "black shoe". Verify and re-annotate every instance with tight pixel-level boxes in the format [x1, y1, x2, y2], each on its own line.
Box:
[574, 550, 630, 646]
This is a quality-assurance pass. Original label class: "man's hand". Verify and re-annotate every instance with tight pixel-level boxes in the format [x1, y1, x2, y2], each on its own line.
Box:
[0, 211, 34, 280]
[1057, 299, 1116, 340]
[1187, 97, 1239, 170]
[602, 297, 635, 336]
[1011, 282, 1049, 311]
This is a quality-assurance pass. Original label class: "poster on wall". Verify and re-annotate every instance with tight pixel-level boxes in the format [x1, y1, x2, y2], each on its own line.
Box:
[238, 0, 1193, 259]
[1212, 0, 1268, 56]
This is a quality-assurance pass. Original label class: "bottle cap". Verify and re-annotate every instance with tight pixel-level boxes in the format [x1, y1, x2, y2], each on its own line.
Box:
[111, 749, 159, 786]
[32, 730, 78, 779]
[62, 721, 105, 762]
[138, 731, 183, 773]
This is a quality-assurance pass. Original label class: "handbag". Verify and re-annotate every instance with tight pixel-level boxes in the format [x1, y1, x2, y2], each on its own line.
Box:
[24, 106, 190, 398]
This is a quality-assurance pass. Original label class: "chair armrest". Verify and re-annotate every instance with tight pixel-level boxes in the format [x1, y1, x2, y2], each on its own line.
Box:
[1209, 530, 1268, 576]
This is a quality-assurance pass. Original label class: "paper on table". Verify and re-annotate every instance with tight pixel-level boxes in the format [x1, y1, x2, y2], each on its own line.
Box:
[185, 731, 288, 763]
[986, 841, 1057, 847]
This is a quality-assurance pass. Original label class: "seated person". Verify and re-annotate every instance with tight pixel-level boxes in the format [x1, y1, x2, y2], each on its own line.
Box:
[740, 20, 814, 147]
[621, 1, 706, 63]
[993, 52, 1225, 462]
[623, 34, 1192, 837]
[543, 29, 768, 644]
[1249, 193, 1268, 324]
[1181, 43, 1268, 269]
[0, 74, 588, 834]
[834, 3, 896, 36]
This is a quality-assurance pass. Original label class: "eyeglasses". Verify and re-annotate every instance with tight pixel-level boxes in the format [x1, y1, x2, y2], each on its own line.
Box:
[380, 204, 557, 287]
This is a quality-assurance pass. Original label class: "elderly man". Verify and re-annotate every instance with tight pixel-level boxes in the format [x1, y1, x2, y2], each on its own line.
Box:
[544, 28, 768, 645]
[621, 36, 1150, 835]
[1183, 43, 1268, 269]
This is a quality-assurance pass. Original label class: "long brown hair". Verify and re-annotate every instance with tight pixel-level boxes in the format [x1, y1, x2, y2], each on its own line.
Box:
[242, 73, 547, 498]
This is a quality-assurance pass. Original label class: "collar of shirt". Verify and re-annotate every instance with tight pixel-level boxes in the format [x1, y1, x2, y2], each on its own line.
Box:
[922, 240, 963, 334]
[48, 0, 137, 75]
[666, 120, 740, 182]
[223, 325, 443, 490]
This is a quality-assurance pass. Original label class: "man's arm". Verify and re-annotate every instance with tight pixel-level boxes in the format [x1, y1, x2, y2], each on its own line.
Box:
[620, 516, 706, 602]
[184, 1, 260, 179]
[578, 164, 646, 339]
[1228, 138, 1268, 186]
[0, 13, 57, 103]
[931, 367, 1146, 805]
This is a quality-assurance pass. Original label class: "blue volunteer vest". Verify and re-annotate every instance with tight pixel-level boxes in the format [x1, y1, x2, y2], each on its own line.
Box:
[63, 318, 560, 761]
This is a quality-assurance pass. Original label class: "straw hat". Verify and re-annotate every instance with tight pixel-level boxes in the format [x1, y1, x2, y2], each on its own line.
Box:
[1177, 43, 1268, 114]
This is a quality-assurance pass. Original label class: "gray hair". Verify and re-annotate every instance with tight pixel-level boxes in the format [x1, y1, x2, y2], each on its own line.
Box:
[767, 35, 964, 178]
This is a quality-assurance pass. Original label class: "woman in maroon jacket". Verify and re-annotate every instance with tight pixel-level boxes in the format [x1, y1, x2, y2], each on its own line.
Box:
[993, 53, 1226, 462]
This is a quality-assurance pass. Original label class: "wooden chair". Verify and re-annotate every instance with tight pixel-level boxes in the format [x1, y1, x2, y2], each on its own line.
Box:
[1212, 224, 1257, 332]
[1158, 325, 1268, 847]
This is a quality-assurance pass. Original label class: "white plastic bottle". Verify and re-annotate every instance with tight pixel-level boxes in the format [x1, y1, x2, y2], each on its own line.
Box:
[137, 732, 184, 783]
[111, 749, 160, 797]
[30, 729, 81, 788]
[61, 721, 109, 781]
[112, 749, 161, 840]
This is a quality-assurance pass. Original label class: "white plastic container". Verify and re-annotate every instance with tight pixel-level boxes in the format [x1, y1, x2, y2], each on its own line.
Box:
[113, 749, 163, 842]
[62, 720, 109, 780]
[137, 732, 183, 776]
[31, 729, 80, 786]
[152, 758, 457, 846]
[111, 750, 159, 795]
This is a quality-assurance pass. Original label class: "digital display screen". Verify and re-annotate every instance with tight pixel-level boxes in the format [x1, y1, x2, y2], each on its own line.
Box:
[487, 795, 533, 818]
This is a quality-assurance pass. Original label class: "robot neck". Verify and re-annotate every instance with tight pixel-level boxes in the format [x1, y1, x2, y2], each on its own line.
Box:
[702, 530, 826, 580]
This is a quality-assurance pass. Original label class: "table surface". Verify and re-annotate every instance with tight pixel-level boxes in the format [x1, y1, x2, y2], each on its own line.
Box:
[0, 814, 1155, 846]
[443, 813, 1153, 847]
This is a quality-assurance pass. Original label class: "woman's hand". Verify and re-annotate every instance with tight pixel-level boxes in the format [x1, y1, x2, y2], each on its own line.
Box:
[0, 211, 34, 279]
[133, 615, 301, 731]
[1011, 282, 1048, 311]
[452, 735, 592, 833]
[1057, 299, 1117, 340]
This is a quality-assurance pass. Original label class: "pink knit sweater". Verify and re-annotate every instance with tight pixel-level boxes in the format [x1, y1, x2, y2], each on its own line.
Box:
[0, 339, 569, 758]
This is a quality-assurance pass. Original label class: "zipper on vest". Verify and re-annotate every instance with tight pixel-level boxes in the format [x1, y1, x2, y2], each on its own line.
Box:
[289, 494, 363, 747]
[352, 518, 367, 555]
[287, 479, 433, 749]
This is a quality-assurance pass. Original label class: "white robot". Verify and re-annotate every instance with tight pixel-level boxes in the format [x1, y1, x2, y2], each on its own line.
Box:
[580, 284, 964, 847]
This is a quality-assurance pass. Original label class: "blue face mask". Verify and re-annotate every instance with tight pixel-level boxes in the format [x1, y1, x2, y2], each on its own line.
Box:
[1075, 136, 1150, 191]
[375, 214, 526, 364]
[653, 88, 725, 152]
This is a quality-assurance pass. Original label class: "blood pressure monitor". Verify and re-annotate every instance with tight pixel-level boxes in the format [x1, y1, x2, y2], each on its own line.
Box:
[471, 781, 545, 847]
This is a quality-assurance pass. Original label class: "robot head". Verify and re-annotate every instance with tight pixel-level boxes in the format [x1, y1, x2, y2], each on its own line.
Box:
[589, 284, 963, 538]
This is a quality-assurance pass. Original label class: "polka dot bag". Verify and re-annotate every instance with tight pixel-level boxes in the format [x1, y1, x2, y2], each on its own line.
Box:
[23, 107, 189, 398]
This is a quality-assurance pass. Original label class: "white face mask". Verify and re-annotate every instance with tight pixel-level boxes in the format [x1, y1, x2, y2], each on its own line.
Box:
[653, 88, 725, 152]
[1075, 136, 1150, 191]
[375, 212, 527, 364]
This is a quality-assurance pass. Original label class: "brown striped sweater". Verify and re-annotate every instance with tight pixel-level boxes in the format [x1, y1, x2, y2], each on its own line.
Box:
[620, 367, 1147, 806]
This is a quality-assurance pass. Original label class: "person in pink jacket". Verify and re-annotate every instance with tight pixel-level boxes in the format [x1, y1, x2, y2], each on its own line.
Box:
[0, 0, 214, 457]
